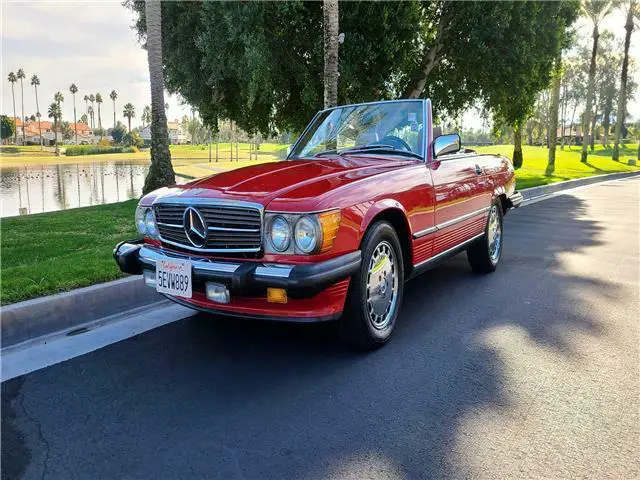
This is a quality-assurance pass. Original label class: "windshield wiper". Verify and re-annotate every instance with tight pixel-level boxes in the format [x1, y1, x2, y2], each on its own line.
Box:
[313, 149, 343, 157]
[341, 145, 423, 160]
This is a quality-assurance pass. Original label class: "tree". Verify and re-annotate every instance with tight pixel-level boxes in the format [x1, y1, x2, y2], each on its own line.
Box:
[48, 102, 61, 149]
[88, 106, 95, 129]
[96, 93, 103, 129]
[1, 115, 15, 143]
[142, 105, 152, 126]
[69, 83, 79, 144]
[123, 103, 135, 132]
[31, 75, 43, 150]
[581, 0, 613, 163]
[122, 130, 144, 147]
[479, 2, 578, 167]
[547, 57, 562, 174]
[60, 121, 74, 141]
[80, 113, 88, 124]
[141, 0, 175, 194]
[89, 94, 95, 128]
[54, 92, 64, 126]
[110, 90, 118, 129]
[613, 0, 639, 160]
[323, 0, 339, 108]
[84, 94, 89, 118]
[111, 121, 127, 143]
[17, 69, 26, 144]
[96, 93, 104, 139]
[7, 72, 17, 143]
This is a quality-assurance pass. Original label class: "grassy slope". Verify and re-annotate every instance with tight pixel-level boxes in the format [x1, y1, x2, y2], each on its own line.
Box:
[475, 144, 639, 189]
[1, 200, 138, 305]
[2, 144, 638, 305]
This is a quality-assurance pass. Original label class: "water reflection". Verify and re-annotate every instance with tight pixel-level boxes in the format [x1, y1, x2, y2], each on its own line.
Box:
[1, 161, 155, 217]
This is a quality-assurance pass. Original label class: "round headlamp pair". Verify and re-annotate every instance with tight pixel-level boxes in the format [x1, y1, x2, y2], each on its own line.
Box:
[135, 206, 159, 239]
[268, 215, 321, 254]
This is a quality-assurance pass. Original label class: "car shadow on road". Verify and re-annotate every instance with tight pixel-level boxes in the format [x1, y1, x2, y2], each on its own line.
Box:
[3, 194, 623, 479]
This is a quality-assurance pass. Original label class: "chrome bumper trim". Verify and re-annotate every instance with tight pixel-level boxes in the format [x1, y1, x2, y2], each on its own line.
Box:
[138, 246, 294, 278]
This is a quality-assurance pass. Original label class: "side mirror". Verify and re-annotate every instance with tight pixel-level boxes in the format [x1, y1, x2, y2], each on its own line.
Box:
[432, 133, 461, 158]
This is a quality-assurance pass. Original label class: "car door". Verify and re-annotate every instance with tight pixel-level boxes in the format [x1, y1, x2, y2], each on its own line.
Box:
[428, 150, 489, 255]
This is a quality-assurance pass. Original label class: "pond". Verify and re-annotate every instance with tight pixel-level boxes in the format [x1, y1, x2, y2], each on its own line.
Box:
[0, 161, 181, 218]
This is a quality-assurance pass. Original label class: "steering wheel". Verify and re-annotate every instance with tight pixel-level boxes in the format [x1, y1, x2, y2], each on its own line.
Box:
[376, 135, 412, 152]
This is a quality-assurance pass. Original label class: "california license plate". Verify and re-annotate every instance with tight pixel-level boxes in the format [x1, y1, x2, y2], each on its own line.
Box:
[156, 259, 192, 298]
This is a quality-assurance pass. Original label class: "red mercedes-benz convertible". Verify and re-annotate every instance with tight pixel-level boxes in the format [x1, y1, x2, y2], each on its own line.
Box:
[115, 99, 521, 349]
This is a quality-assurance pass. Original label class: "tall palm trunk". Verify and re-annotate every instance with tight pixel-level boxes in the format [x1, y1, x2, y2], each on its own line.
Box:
[73, 94, 78, 145]
[590, 100, 598, 151]
[112, 100, 116, 129]
[323, 0, 339, 108]
[19, 78, 25, 144]
[613, 7, 634, 161]
[547, 57, 561, 174]
[34, 85, 42, 150]
[142, 0, 175, 194]
[10, 83, 17, 144]
[513, 121, 523, 169]
[581, 25, 599, 163]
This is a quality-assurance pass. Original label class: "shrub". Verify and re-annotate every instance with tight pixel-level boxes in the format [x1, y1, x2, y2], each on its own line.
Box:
[64, 145, 136, 156]
[122, 131, 144, 148]
[98, 138, 112, 147]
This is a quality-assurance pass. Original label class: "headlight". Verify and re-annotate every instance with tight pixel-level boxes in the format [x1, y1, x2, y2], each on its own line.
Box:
[269, 215, 291, 252]
[135, 206, 147, 235]
[294, 216, 321, 254]
[144, 209, 159, 239]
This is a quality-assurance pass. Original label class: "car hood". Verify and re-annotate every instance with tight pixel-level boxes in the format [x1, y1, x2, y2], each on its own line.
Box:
[146, 156, 415, 209]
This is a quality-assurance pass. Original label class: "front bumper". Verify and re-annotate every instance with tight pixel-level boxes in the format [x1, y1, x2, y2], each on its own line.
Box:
[114, 239, 360, 302]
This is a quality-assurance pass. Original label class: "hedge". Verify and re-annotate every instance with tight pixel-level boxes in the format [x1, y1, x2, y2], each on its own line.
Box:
[64, 145, 137, 156]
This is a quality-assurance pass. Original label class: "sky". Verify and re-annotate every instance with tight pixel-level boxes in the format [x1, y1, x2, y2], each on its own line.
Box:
[2, 1, 640, 132]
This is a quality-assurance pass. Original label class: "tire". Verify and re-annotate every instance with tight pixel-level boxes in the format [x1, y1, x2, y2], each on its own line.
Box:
[340, 221, 404, 350]
[467, 201, 503, 274]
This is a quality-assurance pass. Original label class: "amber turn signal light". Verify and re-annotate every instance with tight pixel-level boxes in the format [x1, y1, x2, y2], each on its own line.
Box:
[318, 210, 342, 253]
[267, 288, 288, 304]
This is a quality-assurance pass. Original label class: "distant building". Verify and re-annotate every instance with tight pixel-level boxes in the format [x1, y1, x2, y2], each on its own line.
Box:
[557, 124, 584, 145]
[12, 119, 98, 145]
[140, 119, 191, 145]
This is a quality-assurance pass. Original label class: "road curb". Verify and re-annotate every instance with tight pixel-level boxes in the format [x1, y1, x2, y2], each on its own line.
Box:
[520, 170, 640, 202]
[1, 276, 162, 348]
[2, 169, 639, 349]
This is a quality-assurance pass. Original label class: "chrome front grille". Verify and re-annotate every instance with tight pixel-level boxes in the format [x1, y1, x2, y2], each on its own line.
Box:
[155, 202, 262, 253]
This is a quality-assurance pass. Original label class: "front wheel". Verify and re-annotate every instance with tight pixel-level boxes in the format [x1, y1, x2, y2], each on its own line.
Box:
[340, 221, 404, 350]
[467, 202, 503, 273]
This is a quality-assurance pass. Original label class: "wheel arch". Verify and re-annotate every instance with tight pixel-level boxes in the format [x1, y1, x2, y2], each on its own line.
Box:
[493, 186, 509, 214]
[359, 200, 413, 273]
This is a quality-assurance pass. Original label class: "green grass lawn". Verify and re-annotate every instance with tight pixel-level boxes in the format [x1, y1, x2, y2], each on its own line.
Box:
[1, 144, 638, 305]
[1, 200, 138, 305]
[475, 144, 639, 189]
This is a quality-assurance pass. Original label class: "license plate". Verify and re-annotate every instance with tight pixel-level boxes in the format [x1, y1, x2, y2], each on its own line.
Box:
[156, 259, 192, 298]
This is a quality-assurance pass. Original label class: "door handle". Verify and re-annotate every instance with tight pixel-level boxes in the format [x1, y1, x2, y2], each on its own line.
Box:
[474, 165, 483, 175]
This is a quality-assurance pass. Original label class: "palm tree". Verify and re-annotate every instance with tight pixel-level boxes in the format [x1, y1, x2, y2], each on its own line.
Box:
[142, 0, 175, 194]
[88, 106, 95, 129]
[48, 102, 61, 150]
[613, 0, 639, 161]
[69, 83, 79, 144]
[323, 0, 339, 108]
[581, 0, 613, 163]
[89, 94, 95, 128]
[109, 90, 118, 130]
[96, 93, 104, 139]
[123, 103, 135, 132]
[17, 69, 26, 144]
[7, 72, 18, 143]
[142, 105, 152, 126]
[54, 92, 64, 145]
[30, 75, 42, 150]
[84, 94, 89, 117]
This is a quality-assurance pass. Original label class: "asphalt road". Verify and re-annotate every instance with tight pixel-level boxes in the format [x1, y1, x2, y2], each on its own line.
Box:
[2, 178, 639, 480]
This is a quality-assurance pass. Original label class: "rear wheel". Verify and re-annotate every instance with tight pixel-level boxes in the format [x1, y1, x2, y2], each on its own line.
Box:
[467, 202, 503, 273]
[340, 221, 404, 350]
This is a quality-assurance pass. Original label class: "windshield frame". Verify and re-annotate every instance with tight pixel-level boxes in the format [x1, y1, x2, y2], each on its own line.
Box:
[287, 99, 430, 162]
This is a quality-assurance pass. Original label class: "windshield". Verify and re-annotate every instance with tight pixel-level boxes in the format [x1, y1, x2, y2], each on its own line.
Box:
[289, 100, 425, 160]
